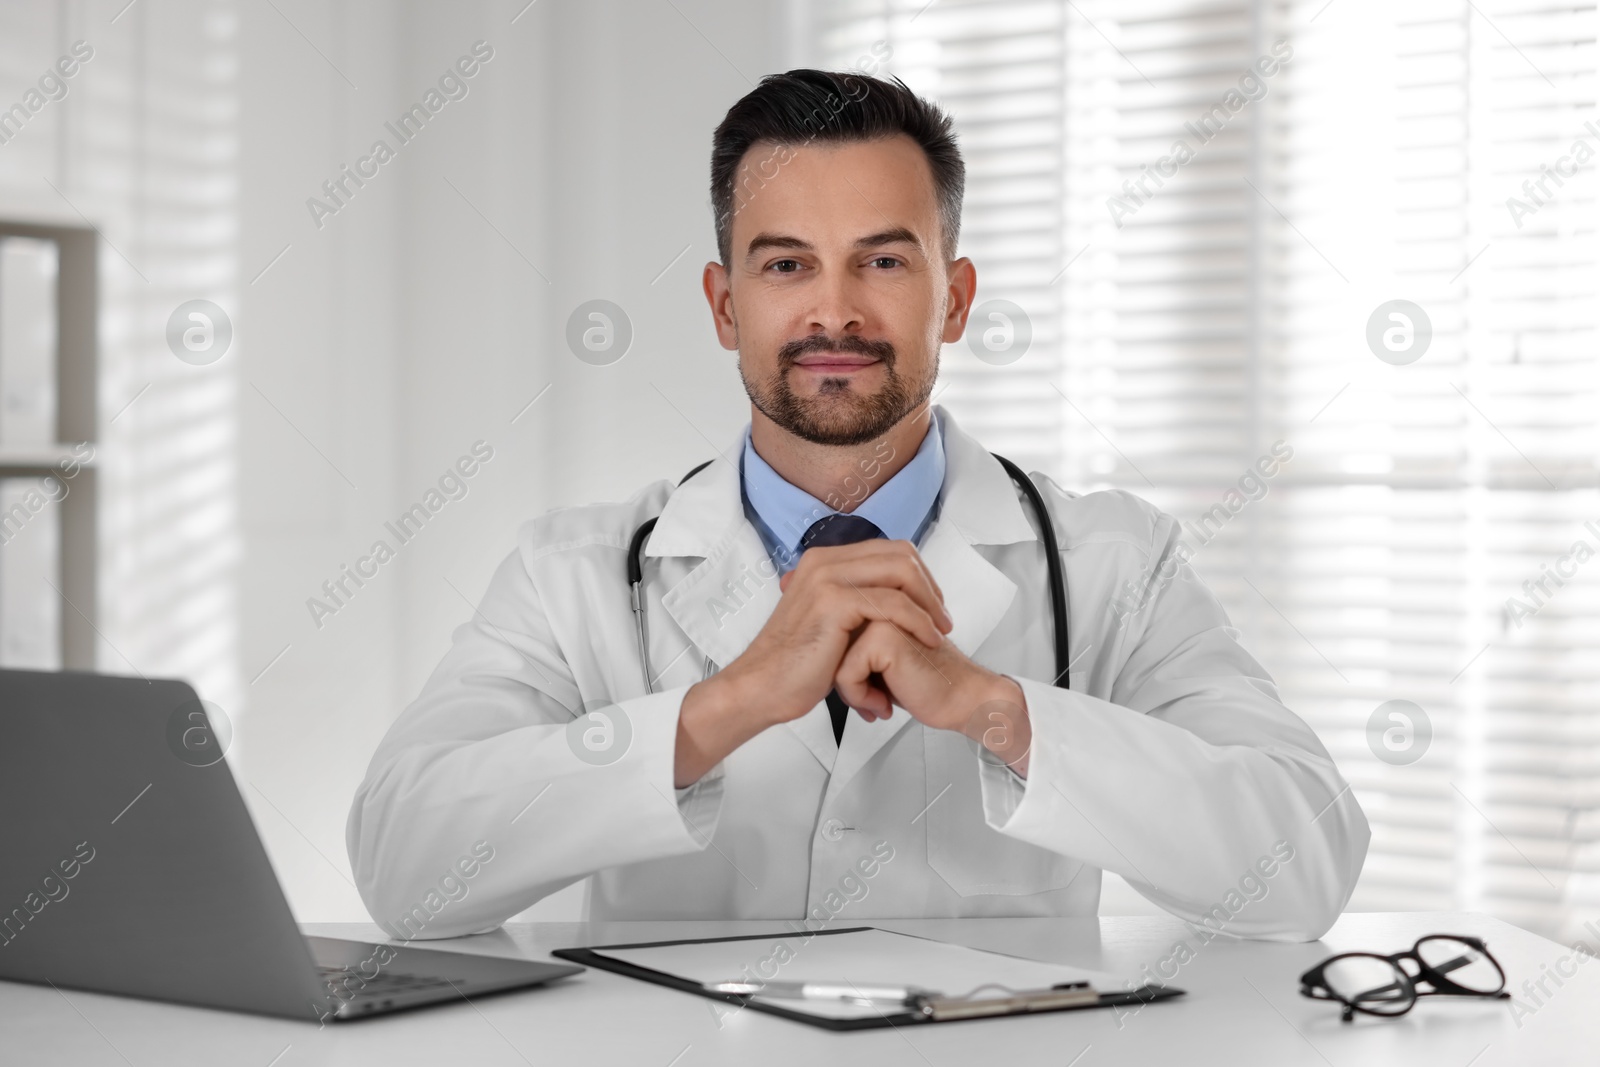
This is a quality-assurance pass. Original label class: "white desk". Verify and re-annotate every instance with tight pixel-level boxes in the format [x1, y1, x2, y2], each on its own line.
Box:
[2, 913, 1593, 1065]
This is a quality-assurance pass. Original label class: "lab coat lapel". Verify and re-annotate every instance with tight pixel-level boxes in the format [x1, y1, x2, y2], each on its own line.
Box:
[824, 409, 1038, 801]
[653, 445, 776, 676]
[647, 407, 1042, 789]
[650, 434, 839, 772]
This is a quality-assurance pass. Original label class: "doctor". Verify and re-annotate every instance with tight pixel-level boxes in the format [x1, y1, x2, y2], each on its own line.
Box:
[348, 69, 1368, 943]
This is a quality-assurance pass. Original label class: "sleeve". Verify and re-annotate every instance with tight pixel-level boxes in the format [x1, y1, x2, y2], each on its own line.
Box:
[344, 541, 725, 939]
[975, 508, 1370, 942]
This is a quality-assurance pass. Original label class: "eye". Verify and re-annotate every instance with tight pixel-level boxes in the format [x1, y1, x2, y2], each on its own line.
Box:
[768, 258, 803, 274]
[870, 256, 902, 270]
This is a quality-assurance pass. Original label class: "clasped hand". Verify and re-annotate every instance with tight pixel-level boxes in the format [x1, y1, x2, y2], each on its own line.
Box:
[719, 540, 1030, 762]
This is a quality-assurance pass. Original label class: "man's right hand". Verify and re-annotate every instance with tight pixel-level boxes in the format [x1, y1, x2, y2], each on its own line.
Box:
[674, 540, 951, 787]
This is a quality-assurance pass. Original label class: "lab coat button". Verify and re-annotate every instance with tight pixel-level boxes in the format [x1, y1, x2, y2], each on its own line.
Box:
[820, 818, 848, 841]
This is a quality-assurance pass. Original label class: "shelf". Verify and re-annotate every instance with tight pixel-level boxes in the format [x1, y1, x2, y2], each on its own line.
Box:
[0, 444, 96, 478]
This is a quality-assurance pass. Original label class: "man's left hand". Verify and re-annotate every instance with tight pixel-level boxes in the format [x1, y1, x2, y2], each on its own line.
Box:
[832, 618, 1032, 776]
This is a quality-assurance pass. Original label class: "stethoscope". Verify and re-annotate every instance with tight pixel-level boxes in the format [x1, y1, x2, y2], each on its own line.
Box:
[627, 453, 1070, 697]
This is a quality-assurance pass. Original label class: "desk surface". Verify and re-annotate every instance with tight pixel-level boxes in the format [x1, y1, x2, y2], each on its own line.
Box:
[2, 912, 1592, 1066]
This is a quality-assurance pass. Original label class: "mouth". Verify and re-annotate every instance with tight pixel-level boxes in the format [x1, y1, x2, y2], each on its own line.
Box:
[791, 352, 882, 374]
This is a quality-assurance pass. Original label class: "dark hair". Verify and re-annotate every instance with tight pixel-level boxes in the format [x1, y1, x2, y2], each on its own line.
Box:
[709, 68, 965, 268]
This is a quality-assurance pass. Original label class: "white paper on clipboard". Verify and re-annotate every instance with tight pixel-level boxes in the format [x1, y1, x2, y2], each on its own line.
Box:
[595, 927, 1126, 1021]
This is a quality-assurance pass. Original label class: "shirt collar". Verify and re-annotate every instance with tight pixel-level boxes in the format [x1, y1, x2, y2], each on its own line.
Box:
[740, 409, 947, 569]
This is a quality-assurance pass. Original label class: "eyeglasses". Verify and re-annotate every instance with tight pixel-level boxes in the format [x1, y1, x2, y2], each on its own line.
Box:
[1299, 935, 1510, 1022]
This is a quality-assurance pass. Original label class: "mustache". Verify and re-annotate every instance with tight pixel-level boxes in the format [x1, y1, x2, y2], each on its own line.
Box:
[778, 334, 895, 365]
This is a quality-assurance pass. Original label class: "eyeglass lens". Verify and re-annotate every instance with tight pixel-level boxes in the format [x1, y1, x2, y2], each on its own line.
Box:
[1416, 937, 1502, 994]
[1322, 955, 1413, 1015]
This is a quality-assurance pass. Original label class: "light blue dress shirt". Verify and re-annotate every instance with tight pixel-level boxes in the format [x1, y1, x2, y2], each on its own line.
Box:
[739, 410, 947, 575]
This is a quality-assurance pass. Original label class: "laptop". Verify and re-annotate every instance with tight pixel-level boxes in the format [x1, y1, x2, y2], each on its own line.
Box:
[0, 668, 583, 1021]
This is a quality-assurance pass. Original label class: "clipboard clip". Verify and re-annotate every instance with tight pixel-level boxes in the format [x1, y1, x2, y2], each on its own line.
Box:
[707, 977, 1104, 1018]
[912, 981, 1101, 1020]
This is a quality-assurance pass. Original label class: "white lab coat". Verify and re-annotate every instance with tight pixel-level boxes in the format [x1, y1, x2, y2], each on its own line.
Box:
[347, 406, 1368, 942]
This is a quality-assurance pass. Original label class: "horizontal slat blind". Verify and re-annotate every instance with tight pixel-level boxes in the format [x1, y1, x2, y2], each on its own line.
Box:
[808, 0, 1600, 942]
[809, 0, 1069, 475]
[1264, 0, 1599, 941]
[0, 3, 244, 706]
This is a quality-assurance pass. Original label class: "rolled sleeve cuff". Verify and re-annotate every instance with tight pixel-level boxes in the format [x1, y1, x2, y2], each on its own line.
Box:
[976, 742, 1032, 831]
[606, 684, 727, 858]
[976, 675, 1077, 840]
[674, 762, 726, 844]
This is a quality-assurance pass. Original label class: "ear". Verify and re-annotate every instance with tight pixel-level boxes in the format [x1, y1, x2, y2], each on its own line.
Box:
[940, 257, 977, 345]
[703, 261, 739, 350]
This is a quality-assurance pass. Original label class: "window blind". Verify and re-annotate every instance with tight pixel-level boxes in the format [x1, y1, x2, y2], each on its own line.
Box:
[801, 0, 1071, 475]
[804, 0, 1600, 943]
[0, 3, 244, 706]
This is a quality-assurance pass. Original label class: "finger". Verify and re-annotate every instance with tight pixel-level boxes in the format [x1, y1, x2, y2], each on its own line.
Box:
[838, 675, 890, 720]
[878, 538, 945, 604]
[803, 547, 952, 633]
[831, 586, 944, 648]
[797, 538, 945, 607]
[835, 624, 896, 718]
[856, 672, 891, 720]
[864, 539, 946, 608]
[879, 538, 945, 607]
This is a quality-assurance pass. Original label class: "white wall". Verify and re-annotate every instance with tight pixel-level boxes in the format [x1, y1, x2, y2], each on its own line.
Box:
[235, 0, 407, 922]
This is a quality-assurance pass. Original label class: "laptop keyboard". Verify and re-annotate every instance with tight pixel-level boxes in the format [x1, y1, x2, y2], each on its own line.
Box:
[317, 965, 462, 999]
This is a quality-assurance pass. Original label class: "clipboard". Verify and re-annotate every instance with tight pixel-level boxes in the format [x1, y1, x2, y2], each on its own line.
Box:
[552, 926, 1184, 1031]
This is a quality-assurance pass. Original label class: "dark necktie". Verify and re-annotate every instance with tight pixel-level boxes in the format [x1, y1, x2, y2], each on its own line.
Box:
[797, 513, 885, 745]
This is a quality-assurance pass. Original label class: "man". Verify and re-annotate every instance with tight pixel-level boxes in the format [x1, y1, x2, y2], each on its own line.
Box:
[347, 69, 1368, 942]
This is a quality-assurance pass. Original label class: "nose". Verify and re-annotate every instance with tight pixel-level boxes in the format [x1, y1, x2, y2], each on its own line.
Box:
[807, 263, 866, 338]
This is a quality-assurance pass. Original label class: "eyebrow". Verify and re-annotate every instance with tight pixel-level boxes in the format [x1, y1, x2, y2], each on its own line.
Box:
[744, 226, 925, 261]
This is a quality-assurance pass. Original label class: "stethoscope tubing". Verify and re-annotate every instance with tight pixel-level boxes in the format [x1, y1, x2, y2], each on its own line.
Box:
[628, 454, 1070, 696]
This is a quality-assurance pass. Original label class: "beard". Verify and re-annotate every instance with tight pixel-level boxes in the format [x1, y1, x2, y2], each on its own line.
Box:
[740, 333, 937, 447]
